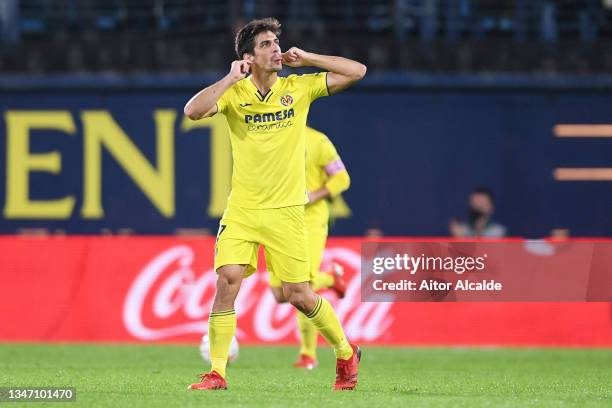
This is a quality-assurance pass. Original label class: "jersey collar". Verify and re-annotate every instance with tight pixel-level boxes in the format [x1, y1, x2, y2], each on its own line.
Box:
[247, 75, 281, 103]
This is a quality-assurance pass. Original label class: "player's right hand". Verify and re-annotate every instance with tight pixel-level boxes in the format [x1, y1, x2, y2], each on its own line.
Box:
[229, 60, 251, 82]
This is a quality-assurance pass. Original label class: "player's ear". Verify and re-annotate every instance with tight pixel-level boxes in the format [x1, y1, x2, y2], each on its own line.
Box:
[240, 56, 251, 76]
[243, 54, 254, 75]
[244, 54, 255, 63]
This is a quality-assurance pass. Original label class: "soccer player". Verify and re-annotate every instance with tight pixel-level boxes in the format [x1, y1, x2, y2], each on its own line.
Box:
[183, 18, 366, 391]
[269, 126, 350, 370]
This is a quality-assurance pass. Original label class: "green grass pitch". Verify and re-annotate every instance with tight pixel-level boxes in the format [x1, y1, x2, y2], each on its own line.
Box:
[0, 343, 610, 407]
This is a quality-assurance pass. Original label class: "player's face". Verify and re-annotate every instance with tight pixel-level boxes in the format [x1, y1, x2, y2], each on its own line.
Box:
[250, 31, 282, 72]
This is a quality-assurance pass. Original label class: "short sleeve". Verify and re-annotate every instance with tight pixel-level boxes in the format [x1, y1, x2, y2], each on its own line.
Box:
[318, 133, 340, 167]
[216, 85, 235, 115]
[299, 72, 329, 102]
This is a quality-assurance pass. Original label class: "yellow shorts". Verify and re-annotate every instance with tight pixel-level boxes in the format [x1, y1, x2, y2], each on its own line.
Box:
[214, 204, 309, 283]
[269, 214, 328, 288]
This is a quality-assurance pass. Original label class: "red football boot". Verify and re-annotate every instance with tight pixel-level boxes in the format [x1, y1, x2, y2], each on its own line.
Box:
[329, 262, 347, 298]
[293, 354, 318, 370]
[333, 343, 361, 391]
[188, 371, 227, 390]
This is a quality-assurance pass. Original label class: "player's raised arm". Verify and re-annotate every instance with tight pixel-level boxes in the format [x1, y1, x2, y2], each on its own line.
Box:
[281, 47, 366, 94]
[183, 60, 251, 120]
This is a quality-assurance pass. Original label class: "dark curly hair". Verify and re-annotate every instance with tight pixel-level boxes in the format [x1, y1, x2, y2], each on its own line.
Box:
[235, 17, 282, 59]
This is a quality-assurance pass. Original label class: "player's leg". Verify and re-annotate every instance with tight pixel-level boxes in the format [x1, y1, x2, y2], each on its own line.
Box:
[208, 264, 244, 378]
[270, 267, 320, 369]
[190, 206, 259, 390]
[294, 311, 318, 368]
[293, 222, 346, 367]
[282, 281, 352, 359]
[311, 262, 347, 297]
[270, 265, 321, 368]
[268, 248, 317, 367]
[262, 207, 348, 354]
[262, 205, 360, 390]
[189, 263, 245, 391]
[306, 220, 346, 297]
[294, 224, 327, 366]
[306, 220, 330, 290]
[282, 281, 361, 389]
[310, 271, 333, 291]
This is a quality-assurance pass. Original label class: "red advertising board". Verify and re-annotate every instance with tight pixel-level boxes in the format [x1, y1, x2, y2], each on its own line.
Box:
[0, 236, 611, 346]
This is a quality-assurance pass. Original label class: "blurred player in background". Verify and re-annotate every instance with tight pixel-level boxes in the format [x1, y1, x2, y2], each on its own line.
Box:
[183, 18, 366, 391]
[269, 126, 350, 370]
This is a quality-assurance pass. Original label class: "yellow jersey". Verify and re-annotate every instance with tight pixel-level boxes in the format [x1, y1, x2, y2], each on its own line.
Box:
[216, 72, 329, 209]
[305, 127, 342, 225]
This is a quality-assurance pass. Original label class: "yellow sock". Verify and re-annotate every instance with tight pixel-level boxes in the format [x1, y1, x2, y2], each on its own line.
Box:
[296, 310, 318, 359]
[306, 296, 353, 360]
[208, 310, 236, 378]
[311, 272, 334, 292]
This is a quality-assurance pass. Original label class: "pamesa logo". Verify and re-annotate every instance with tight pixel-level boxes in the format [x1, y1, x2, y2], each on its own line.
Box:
[244, 108, 294, 123]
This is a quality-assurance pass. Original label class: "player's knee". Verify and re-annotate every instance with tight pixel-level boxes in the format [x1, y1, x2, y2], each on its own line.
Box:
[216, 265, 244, 287]
[283, 282, 314, 313]
[286, 291, 309, 312]
[213, 265, 245, 309]
[216, 274, 239, 294]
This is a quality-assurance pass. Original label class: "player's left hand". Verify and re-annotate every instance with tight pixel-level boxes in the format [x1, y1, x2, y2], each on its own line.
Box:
[281, 47, 311, 67]
[307, 191, 315, 203]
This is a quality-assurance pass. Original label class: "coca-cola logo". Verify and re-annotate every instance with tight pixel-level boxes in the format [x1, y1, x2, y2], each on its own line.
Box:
[123, 245, 393, 342]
